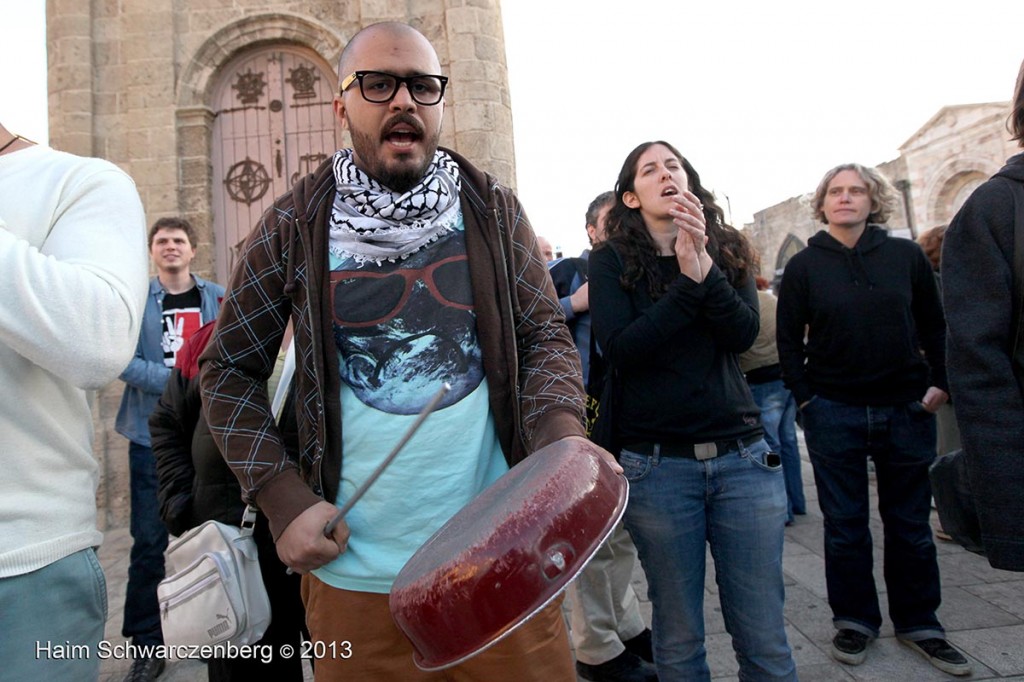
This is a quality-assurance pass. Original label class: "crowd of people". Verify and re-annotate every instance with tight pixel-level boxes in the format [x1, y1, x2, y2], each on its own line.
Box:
[2, 20, 1022, 682]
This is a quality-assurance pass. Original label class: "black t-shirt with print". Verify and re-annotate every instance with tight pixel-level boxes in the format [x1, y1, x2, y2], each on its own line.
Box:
[161, 286, 203, 367]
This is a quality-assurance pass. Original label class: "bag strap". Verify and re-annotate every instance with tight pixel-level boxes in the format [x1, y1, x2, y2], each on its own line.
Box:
[239, 504, 258, 538]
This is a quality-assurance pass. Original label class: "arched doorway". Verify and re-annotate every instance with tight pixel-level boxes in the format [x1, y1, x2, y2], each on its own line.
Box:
[211, 45, 343, 281]
[774, 233, 806, 280]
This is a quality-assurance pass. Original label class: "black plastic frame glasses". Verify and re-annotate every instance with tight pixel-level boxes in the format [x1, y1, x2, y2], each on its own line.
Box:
[340, 70, 448, 106]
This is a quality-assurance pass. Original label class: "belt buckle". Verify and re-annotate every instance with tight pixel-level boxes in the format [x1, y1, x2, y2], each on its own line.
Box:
[694, 442, 718, 460]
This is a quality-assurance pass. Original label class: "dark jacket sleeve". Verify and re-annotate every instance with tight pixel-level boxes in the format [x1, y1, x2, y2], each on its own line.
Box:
[150, 368, 200, 537]
[776, 255, 814, 406]
[943, 176, 1024, 570]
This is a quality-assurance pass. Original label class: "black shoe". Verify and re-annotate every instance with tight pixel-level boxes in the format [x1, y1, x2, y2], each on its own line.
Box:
[576, 649, 658, 682]
[831, 629, 870, 665]
[901, 638, 971, 676]
[622, 627, 654, 663]
[123, 656, 165, 682]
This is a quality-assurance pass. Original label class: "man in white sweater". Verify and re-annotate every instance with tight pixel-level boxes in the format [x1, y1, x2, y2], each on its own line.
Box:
[0, 122, 149, 680]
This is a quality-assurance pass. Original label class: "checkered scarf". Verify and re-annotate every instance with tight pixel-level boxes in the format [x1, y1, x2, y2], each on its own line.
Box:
[329, 149, 462, 266]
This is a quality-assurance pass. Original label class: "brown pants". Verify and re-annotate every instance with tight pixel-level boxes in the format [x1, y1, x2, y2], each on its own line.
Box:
[301, 574, 576, 681]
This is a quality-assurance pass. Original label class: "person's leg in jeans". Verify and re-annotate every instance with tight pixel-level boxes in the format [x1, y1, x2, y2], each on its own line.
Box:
[874, 402, 944, 640]
[0, 548, 107, 680]
[750, 380, 803, 521]
[803, 397, 883, 637]
[123, 441, 168, 646]
[710, 438, 796, 681]
[620, 448, 711, 681]
[777, 388, 806, 515]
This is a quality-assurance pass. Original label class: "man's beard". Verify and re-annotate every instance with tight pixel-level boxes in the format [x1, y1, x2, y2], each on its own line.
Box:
[350, 126, 440, 193]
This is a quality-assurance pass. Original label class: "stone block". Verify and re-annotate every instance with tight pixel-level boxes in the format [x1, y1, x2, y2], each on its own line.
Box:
[453, 100, 494, 132]
[120, 10, 175, 36]
[122, 34, 170, 62]
[447, 35, 477, 62]
[93, 39, 122, 69]
[445, 6, 480, 33]
[473, 34, 502, 62]
[132, 158, 177, 186]
[124, 59, 176, 89]
[360, 0, 406, 20]
[179, 157, 211, 185]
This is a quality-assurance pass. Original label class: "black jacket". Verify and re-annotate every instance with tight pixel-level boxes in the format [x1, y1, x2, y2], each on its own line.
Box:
[777, 225, 946, 407]
[943, 151, 1024, 571]
[589, 245, 761, 445]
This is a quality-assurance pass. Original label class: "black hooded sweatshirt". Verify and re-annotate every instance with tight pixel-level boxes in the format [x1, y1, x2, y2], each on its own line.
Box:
[776, 224, 946, 407]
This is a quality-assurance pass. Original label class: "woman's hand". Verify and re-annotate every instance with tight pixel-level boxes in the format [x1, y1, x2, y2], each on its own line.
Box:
[670, 190, 713, 282]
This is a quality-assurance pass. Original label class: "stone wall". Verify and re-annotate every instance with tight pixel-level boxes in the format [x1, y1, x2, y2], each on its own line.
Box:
[46, 0, 515, 528]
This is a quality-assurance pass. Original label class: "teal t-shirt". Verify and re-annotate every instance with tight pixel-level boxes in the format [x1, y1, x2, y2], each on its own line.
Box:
[314, 215, 508, 592]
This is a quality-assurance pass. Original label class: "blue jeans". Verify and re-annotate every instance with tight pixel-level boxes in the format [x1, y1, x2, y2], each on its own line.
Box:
[802, 396, 944, 640]
[749, 380, 806, 521]
[0, 548, 107, 680]
[620, 438, 796, 682]
[123, 441, 167, 646]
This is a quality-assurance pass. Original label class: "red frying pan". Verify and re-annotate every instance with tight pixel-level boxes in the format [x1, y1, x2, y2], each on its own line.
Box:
[389, 437, 627, 671]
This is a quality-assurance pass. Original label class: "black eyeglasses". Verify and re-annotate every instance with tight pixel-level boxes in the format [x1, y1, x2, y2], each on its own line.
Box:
[340, 71, 448, 106]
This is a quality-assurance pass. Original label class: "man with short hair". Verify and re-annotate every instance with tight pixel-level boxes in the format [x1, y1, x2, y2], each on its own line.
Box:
[550, 191, 655, 682]
[0, 122, 149, 680]
[777, 163, 970, 676]
[201, 22, 598, 681]
[116, 216, 224, 681]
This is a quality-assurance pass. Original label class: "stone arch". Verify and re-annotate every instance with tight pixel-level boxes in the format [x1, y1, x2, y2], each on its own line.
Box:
[177, 13, 347, 109]
[774, 233, 805, 277]
[923, 157, 1001, 227]
[173, 14, 348, 277]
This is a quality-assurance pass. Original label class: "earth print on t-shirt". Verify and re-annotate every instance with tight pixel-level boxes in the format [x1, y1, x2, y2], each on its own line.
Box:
[329, 228, 482, 414]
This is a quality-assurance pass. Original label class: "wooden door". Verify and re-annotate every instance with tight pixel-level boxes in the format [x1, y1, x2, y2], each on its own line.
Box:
[211, 47, 342, 282]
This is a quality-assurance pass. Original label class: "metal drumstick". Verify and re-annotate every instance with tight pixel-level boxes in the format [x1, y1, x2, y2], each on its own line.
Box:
[322, 381, 451, 538]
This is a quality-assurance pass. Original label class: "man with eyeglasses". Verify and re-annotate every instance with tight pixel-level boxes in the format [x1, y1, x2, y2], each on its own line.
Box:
[201, 22, 596, 680]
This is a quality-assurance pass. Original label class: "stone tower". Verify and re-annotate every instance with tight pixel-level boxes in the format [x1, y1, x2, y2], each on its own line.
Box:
[46, 0, 515, 528]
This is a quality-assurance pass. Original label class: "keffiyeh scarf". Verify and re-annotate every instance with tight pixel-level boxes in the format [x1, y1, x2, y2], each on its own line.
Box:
[329, 149, 462, 266]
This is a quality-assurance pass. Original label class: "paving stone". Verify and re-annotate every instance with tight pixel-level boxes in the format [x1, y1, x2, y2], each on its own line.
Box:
[782, 548, 828, 600]
[962, 580, 1024, 620]
[782, 584, 836, 647]
[938, 585, 1023, 631]
[950, 624, 1024, 677]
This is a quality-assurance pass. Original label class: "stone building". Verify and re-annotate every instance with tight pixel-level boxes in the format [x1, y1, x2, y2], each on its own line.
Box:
[745, 102, 1016, 284]
[46, 0, 515, 528]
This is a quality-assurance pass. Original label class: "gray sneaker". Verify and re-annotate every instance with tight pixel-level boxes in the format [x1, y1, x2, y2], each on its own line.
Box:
[901, 638, 971, 676]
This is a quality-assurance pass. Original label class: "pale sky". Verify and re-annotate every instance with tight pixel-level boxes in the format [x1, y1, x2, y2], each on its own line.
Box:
[3, 1, 1022, 255]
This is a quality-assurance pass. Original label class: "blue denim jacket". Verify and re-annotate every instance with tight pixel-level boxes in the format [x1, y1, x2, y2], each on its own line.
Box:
[115, 275, 225, 446]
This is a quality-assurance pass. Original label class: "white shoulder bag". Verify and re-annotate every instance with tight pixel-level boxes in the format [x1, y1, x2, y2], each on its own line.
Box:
[158, 505, 271, 647]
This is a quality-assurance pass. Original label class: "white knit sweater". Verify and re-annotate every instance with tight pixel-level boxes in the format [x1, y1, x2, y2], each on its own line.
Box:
[0, 144, 148, 577]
